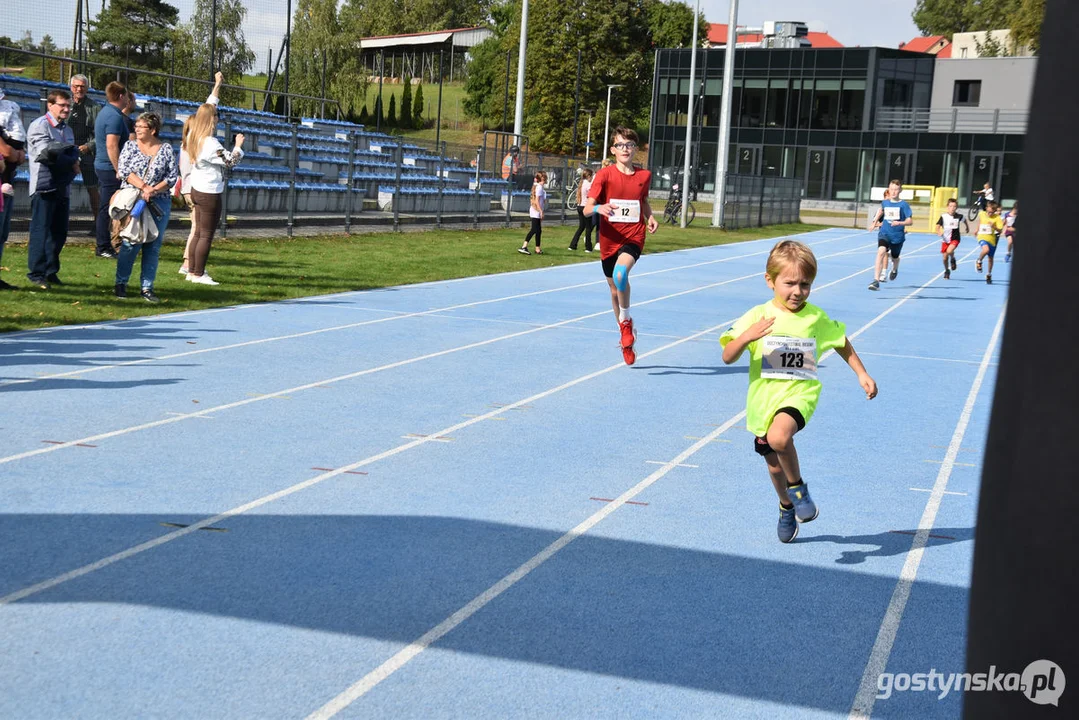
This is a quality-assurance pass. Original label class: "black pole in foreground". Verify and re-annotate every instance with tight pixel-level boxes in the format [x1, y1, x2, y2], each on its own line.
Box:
[964, 1, 1078, 717]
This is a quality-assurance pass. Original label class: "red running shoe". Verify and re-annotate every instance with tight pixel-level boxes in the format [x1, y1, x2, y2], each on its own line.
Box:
[619, 319, 637, 365]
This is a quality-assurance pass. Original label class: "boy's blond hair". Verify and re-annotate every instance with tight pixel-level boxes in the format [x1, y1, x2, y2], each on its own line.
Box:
[766, 240, 818, 282]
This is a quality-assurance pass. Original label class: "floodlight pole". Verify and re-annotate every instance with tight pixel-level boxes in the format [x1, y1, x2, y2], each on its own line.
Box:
[680, 0, 700, 228]
[712, 0, 739, 227]
[512, 0, 529, 144]
[603, 84, 623, 160]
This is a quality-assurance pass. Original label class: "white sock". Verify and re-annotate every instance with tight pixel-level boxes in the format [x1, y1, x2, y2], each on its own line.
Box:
[619, 308, 631, 323]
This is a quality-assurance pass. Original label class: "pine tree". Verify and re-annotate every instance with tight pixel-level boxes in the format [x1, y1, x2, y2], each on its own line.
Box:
[359, 104, 369, 124]
[400, 76, 413, 130]
[388, 93, 397, 127]
[374, 96, 384, 128]
[413, 83, 425, 128]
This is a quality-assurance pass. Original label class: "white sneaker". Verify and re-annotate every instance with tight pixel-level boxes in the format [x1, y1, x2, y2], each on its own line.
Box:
[178, 266, 189, 275]
[878, 269, 887, 282]
[187, 273, 219, 285]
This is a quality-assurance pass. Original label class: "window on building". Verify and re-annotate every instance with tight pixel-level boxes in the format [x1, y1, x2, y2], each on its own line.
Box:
[839, 80, 866, 130]
[765, 80, 788, 128]
[739, 79, 767, 128]
[953, 80, 982, 107]
[882, 79, 913, 107]
[811, 80, 840, 130]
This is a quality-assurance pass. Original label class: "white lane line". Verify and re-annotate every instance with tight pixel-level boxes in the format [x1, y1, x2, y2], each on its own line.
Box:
[0, 230, 869, 388]
[0, 241, 879, 467]
[859, 351, 997, 366]
[0, 255, 884, 606]
[645, 460, 698, 468]
[909, 487, 969, 496]
[304, 261, 953, 719]
[849, 308, 1006, 720]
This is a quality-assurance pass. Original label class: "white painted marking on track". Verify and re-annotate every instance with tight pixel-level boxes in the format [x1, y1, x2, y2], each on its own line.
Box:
[0, 229, 868, 388]
[645, 460, 698, 468]
[0, 240, 879, 467]
[848, 308, 1006, 720]
[859, 351, 997, 366]
[909, 487, 969, 496]
[302, 260, 956, 719]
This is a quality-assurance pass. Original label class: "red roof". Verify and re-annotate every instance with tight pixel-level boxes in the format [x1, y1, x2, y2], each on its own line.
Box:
[937, 43, 953, 58]
[707, 24, 843, 48]
[899, 35, 949, 53]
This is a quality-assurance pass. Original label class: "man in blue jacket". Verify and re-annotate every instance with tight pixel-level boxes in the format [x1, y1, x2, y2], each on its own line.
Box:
[26, 89, 80, 289]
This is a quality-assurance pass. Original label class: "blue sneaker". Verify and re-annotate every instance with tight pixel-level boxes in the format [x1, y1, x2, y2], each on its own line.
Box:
[778, 504, 798, 543]
[787, 482, 819, 523]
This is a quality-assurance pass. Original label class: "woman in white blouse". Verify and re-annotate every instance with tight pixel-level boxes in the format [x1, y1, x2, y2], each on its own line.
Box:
[182, 94, 244, 285]
[178, 72, 223, 276]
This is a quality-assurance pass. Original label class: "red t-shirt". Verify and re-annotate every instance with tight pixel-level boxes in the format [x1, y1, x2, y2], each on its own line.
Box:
[588, 164, 652, 259]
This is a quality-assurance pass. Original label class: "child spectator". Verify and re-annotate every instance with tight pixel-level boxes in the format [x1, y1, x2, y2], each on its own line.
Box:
[518, 171, 547, 255]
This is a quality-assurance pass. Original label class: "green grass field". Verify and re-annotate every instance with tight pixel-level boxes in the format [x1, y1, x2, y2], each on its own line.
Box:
[0, 223, 819, 334]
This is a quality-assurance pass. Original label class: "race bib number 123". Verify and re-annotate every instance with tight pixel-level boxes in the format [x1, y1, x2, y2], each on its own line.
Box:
[760, 336, 818, 380]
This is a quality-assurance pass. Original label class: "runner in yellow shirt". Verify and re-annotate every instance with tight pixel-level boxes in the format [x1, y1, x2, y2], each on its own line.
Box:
[974, 201, 1006, 285]
[720, 240, 878, 543]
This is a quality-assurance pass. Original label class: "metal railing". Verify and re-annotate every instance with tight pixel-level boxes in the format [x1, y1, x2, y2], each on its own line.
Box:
[875, 108, 1027, 134]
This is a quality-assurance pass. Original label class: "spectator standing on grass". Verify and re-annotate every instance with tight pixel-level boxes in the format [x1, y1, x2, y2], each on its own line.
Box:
[184, 100, 244, 285]
[26, 89, 80, 289]
[518, 171, 547, 255]
[178, 72, 224, 276]
[93, 81, 131, 259]
[113, 112, 177, 303]
[0, 88, 28, 290]
[67, 74, 100, 231]
[568, 167, 595, 252]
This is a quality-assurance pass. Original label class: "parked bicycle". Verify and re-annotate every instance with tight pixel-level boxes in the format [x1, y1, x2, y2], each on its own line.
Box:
[663, 181, 696, 226]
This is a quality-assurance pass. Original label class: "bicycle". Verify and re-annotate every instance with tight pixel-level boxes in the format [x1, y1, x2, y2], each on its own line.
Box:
[663, 182, 696, 226]
[967, 192, 991, 221]
[565, 176, 581, 210]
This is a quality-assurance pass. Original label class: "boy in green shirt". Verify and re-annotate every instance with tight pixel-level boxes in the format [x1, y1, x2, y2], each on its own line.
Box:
[720, 241, 878, 542]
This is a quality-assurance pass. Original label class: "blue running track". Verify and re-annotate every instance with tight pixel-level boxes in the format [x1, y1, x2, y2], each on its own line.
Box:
[0, 226, 1006, 718]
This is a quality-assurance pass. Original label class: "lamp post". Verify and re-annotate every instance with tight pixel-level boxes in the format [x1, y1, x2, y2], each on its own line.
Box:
[712, 0, 740, 227]
[579, 108, 594, 163]
[681, 0, 700, 228]
[603, 84, 624, 161]
[512, 0, 530, 144]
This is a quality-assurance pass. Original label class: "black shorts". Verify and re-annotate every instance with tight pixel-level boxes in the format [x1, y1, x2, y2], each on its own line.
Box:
[753, 407, 806, 457]
[79, 155, 99, 187]
[601, 242, 642, 277]
[877, 238, 903, 259]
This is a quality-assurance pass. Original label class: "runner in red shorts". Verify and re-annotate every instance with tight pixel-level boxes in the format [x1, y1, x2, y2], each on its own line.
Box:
[936, 198, 968, 280]
[582, 126, 659, 365]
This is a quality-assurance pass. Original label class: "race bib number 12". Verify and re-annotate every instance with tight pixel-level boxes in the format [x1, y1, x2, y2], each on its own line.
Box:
[608, 198, 641, 224]
[760, 336, 818, 380]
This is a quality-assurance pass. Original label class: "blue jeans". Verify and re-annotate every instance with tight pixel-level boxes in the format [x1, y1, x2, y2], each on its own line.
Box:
[96, 171, 121, 254]
[0, 192, 13, 268]
[116, 195, 171, 291]
[27, 192, 70, 280]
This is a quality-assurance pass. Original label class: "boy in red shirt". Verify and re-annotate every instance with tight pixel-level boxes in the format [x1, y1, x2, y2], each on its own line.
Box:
[583, 126, 659, 365]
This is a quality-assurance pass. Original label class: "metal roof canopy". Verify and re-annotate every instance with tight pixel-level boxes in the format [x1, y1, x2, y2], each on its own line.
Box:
[359, 27, 492, 51]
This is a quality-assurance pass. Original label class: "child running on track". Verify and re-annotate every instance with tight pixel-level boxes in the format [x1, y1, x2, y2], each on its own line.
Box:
[583, 126, 659, 365]
[975, 200, 1005, 284]
[720, 240, 877, 543]
[518, 171, 547, 255]
[937, 197, 968, 280]
[869, 179, 913, 290]
[1002, 201, 1017, 262]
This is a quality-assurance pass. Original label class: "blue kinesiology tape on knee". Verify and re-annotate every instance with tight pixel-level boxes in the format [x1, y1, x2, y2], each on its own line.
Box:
[612, 264, 628, 291]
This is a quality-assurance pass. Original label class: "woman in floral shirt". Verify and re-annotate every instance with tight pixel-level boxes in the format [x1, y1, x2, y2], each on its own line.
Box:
[114, 112, 178, 302]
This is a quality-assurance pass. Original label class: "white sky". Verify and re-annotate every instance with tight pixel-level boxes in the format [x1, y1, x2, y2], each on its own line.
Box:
[5, 1, 922, 71]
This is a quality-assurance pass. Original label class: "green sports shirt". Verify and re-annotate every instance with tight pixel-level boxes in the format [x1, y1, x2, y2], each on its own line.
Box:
[720, 301, 848, 437]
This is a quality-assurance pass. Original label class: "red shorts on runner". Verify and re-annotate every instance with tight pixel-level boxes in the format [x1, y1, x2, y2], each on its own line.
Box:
[941, 239, 960, 254]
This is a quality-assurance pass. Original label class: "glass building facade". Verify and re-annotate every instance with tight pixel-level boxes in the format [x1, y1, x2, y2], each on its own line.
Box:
[650, 47, 1024, 204]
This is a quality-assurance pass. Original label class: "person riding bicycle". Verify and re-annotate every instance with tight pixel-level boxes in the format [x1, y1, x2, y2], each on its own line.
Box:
[501, 145, 521, 185]
[973, 182, 995, 212]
